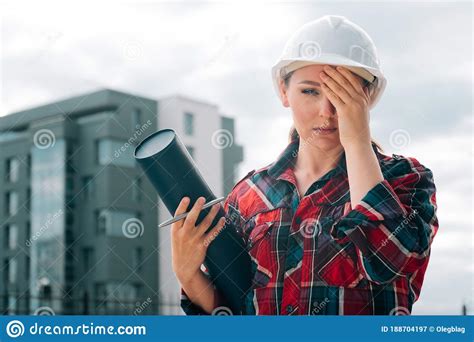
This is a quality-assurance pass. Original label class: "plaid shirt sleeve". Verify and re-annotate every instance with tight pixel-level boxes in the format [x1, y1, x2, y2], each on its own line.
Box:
[329, 156, 438, 285]
[180, 180, 248, 315]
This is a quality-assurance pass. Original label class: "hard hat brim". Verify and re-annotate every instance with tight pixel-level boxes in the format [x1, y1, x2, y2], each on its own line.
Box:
[271, 55, 387, 109]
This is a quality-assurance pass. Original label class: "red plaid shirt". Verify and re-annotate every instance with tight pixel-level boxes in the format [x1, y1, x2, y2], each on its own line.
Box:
[181, 138, 438, 315]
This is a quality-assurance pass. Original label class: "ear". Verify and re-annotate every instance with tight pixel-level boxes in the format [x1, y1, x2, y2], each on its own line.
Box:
[278, 78, 290, 108]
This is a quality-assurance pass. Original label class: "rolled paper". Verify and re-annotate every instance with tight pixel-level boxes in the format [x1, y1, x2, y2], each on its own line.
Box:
[134, 128, 251, 314]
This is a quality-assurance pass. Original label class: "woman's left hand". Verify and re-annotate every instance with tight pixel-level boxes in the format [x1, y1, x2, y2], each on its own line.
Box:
[319, 65, 371, 150]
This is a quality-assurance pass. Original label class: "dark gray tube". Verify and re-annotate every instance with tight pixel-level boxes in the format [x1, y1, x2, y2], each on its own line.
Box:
[134, 128, 251, 314]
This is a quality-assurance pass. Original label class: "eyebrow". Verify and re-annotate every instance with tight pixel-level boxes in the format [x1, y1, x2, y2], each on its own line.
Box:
[298, 80, 321, 87]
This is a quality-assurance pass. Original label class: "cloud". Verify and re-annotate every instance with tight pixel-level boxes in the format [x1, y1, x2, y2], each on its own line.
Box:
[1, 1, 472, 315]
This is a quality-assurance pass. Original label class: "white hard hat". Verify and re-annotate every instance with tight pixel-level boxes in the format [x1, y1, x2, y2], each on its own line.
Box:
[271, 15, 387, 109]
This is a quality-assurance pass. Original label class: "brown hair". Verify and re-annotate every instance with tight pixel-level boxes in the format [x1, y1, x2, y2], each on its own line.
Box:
[283, 69, 383, 153]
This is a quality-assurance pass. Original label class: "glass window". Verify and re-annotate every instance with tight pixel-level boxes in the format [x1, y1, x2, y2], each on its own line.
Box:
[5, 192, 19, 216]
[27, 154, 31, 179]
[8, 295, 17, 315]
[26, 188, 31, 212]
[96, 209, 137, 237]
[82, 247, 93, 272]
[82, 176, 94, 199]
[96, 139, 135, 168]
[184, 112, 194, 135]
[29, 139, 66, 313]
[9, 258, 17, 283]
[106, 282, 137, 313]
[5, 158, 20, 183]
[8, 225, 18, 250]
[133, 247, 143, 272]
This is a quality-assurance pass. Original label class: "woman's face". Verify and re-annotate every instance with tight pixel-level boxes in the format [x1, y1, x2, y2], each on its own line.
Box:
[279, 64, 367, 150]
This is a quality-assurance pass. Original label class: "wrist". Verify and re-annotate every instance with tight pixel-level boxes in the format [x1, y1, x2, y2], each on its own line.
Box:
[343, 140, 373, 155]
[178, 268, 203, 287]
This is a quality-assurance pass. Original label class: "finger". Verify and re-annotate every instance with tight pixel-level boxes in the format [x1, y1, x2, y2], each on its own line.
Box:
[363, 86, 370, 99]
[335, 66, 365, 96]
[321, 66, 357, 100]
[182, 196, 206, 230]
[202, 217, 226, 247]
[321, 82, 344, 108]
[320, 74, 352, 104]
[196, 203, 221, 236]
[171, 197, 190, 229]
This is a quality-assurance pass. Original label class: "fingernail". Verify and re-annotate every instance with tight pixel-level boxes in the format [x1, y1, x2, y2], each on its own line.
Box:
[199, 197, 205, 204]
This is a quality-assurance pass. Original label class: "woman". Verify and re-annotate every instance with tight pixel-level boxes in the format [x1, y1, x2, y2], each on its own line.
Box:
[172, 15, 438, 315]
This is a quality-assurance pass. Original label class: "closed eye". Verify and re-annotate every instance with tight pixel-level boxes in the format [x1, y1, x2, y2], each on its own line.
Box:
[301, 89, 319, 96]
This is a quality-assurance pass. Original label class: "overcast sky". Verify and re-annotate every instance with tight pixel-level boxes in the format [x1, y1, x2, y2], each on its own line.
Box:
[1, 0, 472, 314]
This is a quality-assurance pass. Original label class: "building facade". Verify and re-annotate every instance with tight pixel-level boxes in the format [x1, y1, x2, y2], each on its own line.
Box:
[0, 89, 243, 315]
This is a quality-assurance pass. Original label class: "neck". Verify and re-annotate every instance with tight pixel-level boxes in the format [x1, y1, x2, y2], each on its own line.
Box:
[294, 139, 345, 177]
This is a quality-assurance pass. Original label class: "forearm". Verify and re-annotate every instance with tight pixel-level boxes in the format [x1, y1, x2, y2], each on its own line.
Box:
[345, 142, 384, 209]
[179, 269, 219, 314]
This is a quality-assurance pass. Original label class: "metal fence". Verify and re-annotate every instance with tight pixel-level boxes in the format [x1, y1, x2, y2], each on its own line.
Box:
[1, 293, 183, 315]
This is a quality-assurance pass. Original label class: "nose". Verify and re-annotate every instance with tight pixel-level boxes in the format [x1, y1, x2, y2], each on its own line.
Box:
[319, 96, 337, 118]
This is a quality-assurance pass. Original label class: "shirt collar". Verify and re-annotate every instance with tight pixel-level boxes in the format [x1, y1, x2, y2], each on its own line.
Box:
[267, 138, 381, 182]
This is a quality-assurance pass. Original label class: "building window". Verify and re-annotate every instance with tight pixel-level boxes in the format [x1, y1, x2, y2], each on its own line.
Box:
[8, 295, 18, 315]
[96, 209, 138, 237]
[8, 258, 17, 284]
[82, 176, 94, 199]
[26, 188, 31, 212]
[186, 145, 195, 159]
[184, 112, 194, 136]
[132, 108, 141, 131]
[26, 154, 31, 179]
[96, 139, 135, 168]
[133, 247, 143, 272]
[26, 255, 30, 280]
[5, 158, 20, 183]
[5, 192, 19, 216]
[5, 224, 18, 250]
[82, 247, 94, 272]
[132, 178, 142, 201]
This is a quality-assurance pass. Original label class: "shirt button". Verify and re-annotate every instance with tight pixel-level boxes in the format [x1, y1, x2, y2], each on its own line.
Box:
[286, 305, 294, 313]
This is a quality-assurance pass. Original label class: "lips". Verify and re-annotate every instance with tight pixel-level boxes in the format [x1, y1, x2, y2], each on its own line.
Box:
[313, 127, 337, 130]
